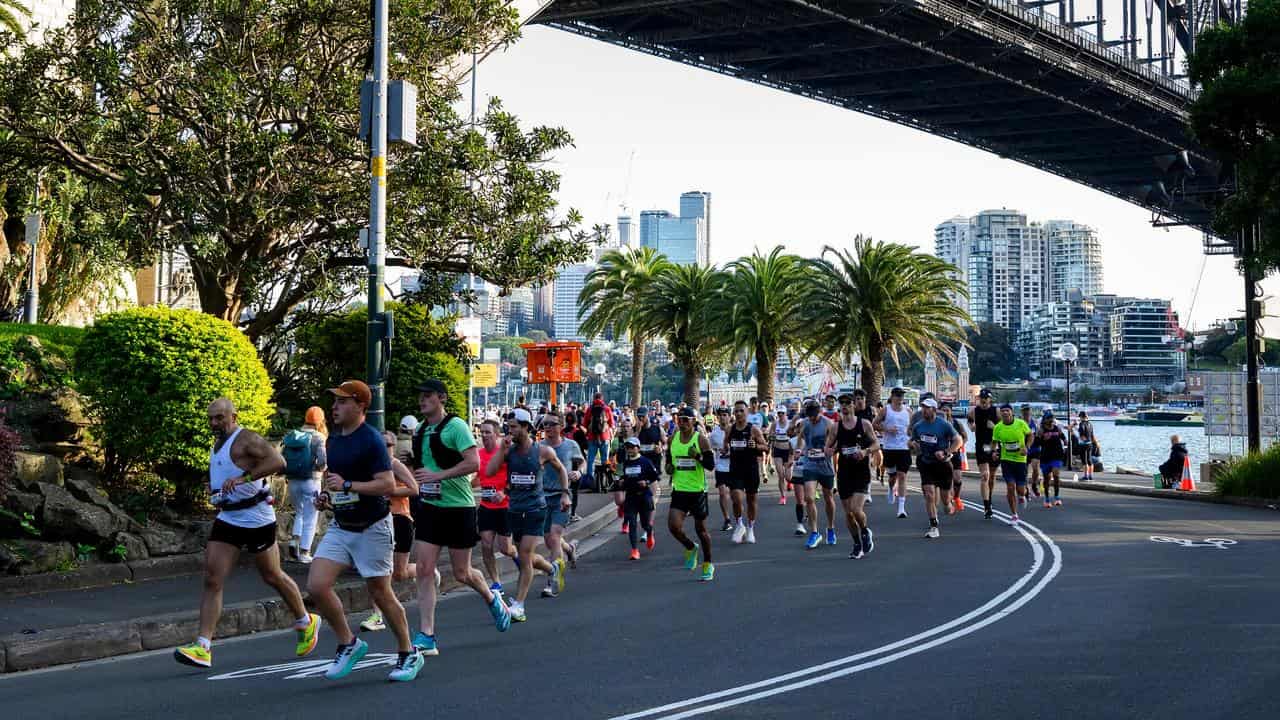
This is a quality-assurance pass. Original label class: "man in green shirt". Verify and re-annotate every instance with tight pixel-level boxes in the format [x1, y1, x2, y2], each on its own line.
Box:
[409, 379, 510, 657]
[990, 403, 1033, 524]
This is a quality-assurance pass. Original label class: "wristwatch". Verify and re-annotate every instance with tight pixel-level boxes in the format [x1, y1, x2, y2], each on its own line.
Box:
[342, 480, 352, 492]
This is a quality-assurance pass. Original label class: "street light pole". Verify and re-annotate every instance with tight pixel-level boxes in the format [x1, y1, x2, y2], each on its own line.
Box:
[1242, 223, 1262, 453]
[23, 171, 42, 325]
[365, 0, 390, 431]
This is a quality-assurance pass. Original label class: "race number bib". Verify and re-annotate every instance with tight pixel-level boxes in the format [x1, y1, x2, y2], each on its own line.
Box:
[840, 446, 861, 457]
[807, 448, 825, 459]
[209, 490, 225, 506]
[775, 433, 789, 442]
[730, 440, 748, 449]
[625, 466, 642, 476]
[919, 434, 938, 445]
[418, 482, 442, 499]
[981, 444, 992, 453]
[480, 487, 498, 500]
[508, 474, 536, 487]
[639, 444, 655, 453]
[331, 491, 359, 506]
[1003, 441, 1021, 451]
[675, 458, 698, 470]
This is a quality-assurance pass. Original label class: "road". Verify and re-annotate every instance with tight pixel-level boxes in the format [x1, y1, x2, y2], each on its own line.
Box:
[1, 480, 1276, 720]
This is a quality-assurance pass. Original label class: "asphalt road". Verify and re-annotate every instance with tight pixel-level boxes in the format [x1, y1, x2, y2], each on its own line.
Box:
[1, 479, 1276, 720]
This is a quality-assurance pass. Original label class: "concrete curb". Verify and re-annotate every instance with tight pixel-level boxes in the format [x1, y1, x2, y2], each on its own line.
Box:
[957, 470, 1279, 510]
[0, 554, 207, 599]
[0, 498, 620, 673]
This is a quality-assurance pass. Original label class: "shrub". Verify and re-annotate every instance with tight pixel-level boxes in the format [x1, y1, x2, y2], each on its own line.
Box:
[75, 307, 274, 506]
[1213, 444, 1280, 499]
[292, 303, 469, 423]
[0, 323, 85, 398]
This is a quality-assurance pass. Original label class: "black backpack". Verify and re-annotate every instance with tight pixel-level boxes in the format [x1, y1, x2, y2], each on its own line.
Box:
[411, 413, 463, 470]
[588, 406, 607, 436]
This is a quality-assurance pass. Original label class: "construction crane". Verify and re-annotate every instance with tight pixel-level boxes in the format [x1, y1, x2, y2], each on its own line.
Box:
[618, 149, 636, 216]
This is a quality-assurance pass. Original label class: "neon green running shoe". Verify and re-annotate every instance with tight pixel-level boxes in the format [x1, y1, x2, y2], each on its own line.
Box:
[699, 561, 715, 582]
[683, 543, 700, 571]
[296, 613, 322, 657]
[174, 642, 211, 668]
[554, 558, 567, 593]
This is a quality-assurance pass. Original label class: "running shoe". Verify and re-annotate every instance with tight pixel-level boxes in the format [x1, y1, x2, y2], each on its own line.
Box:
[732, 523, 748, 544]
[778, 495, 787, 505]
[984, 510, 993, 519]
[955, 498, 964, 511]
[639, 530, 648, 542]
[296, 613, 321, 656]
[1010, 514, 1020, 525]
[488, 592, 511, 632]
[805, 531, 821, 549]
[699, 562, 715, 582]
[897, 510, 908, 519]
[1032, 487, 1041, 498]
[721, 518, 734, 532]
[509, 601, 527, 623]
[646, 532, 656, 550]
[567, 540, 579, 570]
[629, 548, 641, 560]
[412, 631, 439, 656]
[925, 526, 940, 539]
[745, 527, 756, 544]
[862, 527, 874, 554]
[570, 514, 583, 523]
[299, 551, 314, 565]
[324, 638, 369, 680]
[621, 521, 630, 534]
[786, 482, 793, 493]
[794, 523, 806, 536]
[387, 650, 425, 682]
[825, 528, 837, 546]
[359, 611, 385, 633]
[848, 546, 864, 559]
[489, 581, 503, 599]
[683, 543, 700, 570]
[866, 495, 872, 505]
[1054, 498, 1063, 507]
[553, 558, 567, 593]
[173, 642, 211, 668]
[1043, 500, 1052, 509]
[541, 579, 557, 598]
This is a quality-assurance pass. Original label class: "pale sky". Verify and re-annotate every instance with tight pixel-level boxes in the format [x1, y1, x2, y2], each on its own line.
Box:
[473, 25, 1277, 333]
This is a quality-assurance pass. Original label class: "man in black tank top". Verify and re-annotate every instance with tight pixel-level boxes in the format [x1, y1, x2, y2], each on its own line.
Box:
[830, 399, 879, 559]
[851, 390, 878, 505]
[968, 389, 1000, 518]
[728, 400, 769, 545]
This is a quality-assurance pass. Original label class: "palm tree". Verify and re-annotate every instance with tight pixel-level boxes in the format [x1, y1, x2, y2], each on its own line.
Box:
[635, 263, 726, 406]
[802, 235, 971, 404]
[578, 246, 672, 404]
[708, 247, 808, 402]
[0, 0, 28, 38]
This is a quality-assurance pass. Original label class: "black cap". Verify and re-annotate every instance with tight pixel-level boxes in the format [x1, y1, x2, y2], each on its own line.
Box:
[416, 378, 448, 395]
[677, 407, 697, 418]
[978, 388, 992, 399]
[999, 402, 1013, 410]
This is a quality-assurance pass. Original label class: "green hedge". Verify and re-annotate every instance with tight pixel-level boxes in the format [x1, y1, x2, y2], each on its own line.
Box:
[75, 308, 274, 504]
[1213, 443, 1280, 499]
[292, 303, 469, 424]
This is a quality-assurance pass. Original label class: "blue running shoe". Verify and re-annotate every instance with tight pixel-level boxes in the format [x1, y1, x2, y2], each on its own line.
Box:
[387, 650, 424, 682]
[805, 531, 821, 549]
[412, 631, 438, 656]
[862, 527, 875, 554]
[489, 592, 512, 632]
[324, 637, 369, 680]
[825, 528, 837, 546]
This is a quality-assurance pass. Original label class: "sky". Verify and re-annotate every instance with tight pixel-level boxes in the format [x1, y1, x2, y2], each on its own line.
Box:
[471, 25, 1277, 333]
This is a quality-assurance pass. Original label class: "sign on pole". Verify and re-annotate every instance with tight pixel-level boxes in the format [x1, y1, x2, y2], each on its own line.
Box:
[456, 317, 482, 358]
[472, 363, 499, 388]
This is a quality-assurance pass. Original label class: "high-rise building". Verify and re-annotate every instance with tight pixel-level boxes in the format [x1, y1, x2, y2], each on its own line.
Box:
[639, 210, 671, 249]
[1110, 298, 1182, 384]
[1044, 220, 1104, 302]
[934, 217, 971, 315]
[680, 191, 711, 263]
[967, 209, 1045, 336]
[617, 215, 634, 248]
[1023, 293, 1182, 386]
[638, 193, 710, 266]
[552, 264, 593, 341]
[503, 286, 535, 336]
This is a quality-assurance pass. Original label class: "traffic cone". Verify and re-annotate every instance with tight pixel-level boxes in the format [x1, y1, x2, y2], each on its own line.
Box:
[961, 453, 969, 471]
[1178, 457, 1196, 491]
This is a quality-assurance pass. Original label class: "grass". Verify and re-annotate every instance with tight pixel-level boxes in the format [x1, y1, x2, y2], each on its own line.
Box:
[1213, 443, 1280, 500]
[0, 322, 86, 358]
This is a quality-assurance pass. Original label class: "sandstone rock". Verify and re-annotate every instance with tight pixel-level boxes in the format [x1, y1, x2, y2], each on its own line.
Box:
[140, 523, 204, 556]
[6, 539, 74, 575]
[39, 482, 125, 542]
[64, 473, 111, 507]
[14, 452, 63, 489]
[111, 531, 149, 562]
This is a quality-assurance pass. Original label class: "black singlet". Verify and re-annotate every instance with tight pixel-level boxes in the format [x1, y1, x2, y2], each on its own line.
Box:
[728, 424, 757, 475]
[835, 418, 871, 479]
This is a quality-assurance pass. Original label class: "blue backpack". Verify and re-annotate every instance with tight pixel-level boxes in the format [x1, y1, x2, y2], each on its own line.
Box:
[282, 429, 316, 478]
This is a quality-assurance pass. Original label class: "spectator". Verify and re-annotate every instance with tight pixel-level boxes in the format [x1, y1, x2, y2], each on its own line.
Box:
[283, 406, 328, 563]
[582, 393, 614, 483]
[1159, 435, 1189, 489]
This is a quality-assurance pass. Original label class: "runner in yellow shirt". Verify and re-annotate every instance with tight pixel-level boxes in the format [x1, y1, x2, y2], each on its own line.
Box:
[990, 403, 1033, 524]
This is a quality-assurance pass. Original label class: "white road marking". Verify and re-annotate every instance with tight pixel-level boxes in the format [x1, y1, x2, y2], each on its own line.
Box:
[608, 502, 1062, 720]
[1149, 536, 1238, 549]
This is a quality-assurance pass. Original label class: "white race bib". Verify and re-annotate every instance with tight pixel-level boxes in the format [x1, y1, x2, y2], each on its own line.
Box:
[509, 474, 536, 487]
[920, 434, 938, 445]
[625, 466, 641, 476]
[981, 444, 992, 453]
[841, 446, 861, 457]
[774, 433, 789, 442]
[639, 444, 655, 452]
[1003, 442, 1021, 451]
[730, 440, 748, 449]
[331, 491, 359, 506]
[675, 458, 698, 470]
[419, 482, 442, 498]
[480, 487, 498, 499]
[807, 448, 825, 459]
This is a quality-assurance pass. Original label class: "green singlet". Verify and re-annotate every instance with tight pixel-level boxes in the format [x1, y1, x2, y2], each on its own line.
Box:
[668, 430, 706, 493]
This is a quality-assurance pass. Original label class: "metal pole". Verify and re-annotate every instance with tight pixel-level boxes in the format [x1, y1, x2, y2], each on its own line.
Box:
[1243, 224, 1262, 453]
[1066, 360, 1072, 467]
[23, 171, 42, 324]
[366, 0, 389, 431]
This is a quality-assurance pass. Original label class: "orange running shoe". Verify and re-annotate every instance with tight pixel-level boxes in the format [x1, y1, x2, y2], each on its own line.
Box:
[955, 498, 965, 510]
[646, 533, 656, 550]
[1043, 501, 1052, 509]
[629, 549, 640, 560]
[778, 495, 787, 505]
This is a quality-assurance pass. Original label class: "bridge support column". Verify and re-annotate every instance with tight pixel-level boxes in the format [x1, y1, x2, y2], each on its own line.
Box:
[1243, 223, 1263, 453]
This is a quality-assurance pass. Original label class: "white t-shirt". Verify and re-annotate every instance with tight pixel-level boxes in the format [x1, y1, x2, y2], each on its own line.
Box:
[210, 428, 275, 528]
[881, 405, 911, 451]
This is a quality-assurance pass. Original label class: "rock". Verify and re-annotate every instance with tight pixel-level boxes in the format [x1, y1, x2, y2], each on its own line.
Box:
[5, 539, 74, 575]
[2, 489, 43, 517]
[0, 543, 16, 573]
[64, 474, 111, 507]
[110, 531, 149, 562]
[2, 621, 141, 671]
[140, 524, 204, 556]
[3, 388, 87, 447]
[14, 452, 63, 489]
[39, 482, 125, 542]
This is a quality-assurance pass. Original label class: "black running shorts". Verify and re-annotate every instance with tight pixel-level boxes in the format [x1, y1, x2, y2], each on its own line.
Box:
[208, 519, 277, 554]
[413, 502, 478, 549]
[837, 463, 871, 499]
[669, 490, 709, 521]
[882, 449, 912, 473]
[477, 506, 510, 536]
[392, 513, 414, 553]
[919, 461, 953, 490]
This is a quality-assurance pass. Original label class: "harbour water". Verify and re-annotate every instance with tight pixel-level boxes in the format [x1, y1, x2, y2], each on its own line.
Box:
[962, 419, 1205, 480]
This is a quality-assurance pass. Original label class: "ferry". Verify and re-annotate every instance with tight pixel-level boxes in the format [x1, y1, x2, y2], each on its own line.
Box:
[1114, 407, 1204, 427]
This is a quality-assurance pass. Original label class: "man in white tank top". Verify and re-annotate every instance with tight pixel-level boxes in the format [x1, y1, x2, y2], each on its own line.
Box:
[874, 387, 913, 518]
[173, 398, 320, 670]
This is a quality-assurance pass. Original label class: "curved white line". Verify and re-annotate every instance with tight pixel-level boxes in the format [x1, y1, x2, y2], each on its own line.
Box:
[609, 506, 1062, 720]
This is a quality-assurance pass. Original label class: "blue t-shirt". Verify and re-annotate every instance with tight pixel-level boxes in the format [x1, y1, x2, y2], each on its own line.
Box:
[505, 442, 546, 513]
[801, 417, 833, 476]
[620, 455, 659, 498]
[540, 438, 583, 497]
[325, 422, 391, 529]
[911, 417, 957, 466]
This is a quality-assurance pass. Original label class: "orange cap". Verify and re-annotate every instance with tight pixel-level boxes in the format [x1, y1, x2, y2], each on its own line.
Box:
[327, 380, 372, 407]
[304, 406, 325, 426]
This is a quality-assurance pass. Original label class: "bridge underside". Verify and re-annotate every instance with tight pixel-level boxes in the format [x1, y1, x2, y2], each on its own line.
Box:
[534, 0, 1226, 239]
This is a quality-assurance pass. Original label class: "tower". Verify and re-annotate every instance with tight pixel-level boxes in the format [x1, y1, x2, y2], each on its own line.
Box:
[957, 346, 971, 406]
[924, 352, 938, 397]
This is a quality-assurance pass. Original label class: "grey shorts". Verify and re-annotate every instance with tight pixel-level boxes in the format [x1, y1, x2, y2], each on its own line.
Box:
[314, 515, 394, 578]
[543, 503, 570, 535]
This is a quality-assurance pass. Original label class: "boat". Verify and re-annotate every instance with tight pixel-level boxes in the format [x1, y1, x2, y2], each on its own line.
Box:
[1114, 407, 1204, 427]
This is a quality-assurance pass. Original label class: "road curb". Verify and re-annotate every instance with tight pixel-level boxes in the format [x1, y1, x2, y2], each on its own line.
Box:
[957, 470, 1279, 510]
[0, 497, 620, 673]
[0, 553, 208, 599]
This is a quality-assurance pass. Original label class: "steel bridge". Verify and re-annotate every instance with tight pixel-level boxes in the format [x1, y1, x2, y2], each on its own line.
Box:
[526, 0, 1247, 253]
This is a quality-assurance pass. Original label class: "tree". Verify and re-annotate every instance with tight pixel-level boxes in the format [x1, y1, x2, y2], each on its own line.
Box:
[966, 322, 1024, 383]
[1187, 0, 1280, 272]
[708, 247, 808, 403]
[635, 264, 726, 406]
[0, 0, 594, 339]
[0, 0, 27, 38]
[578, 247, 672, 404]
[800, 236, 970, 404]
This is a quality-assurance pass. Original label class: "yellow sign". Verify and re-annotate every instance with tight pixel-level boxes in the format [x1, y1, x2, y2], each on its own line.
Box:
[371, 156, 386, 177]
[471, 363, 498, 388]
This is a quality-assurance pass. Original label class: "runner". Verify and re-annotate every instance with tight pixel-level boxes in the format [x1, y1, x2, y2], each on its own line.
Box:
[664, 407, 716, 581]
[634, 405, 666, 537]
[1074, 411, 1099, 480]
[968, 389, 1000, 518]
[173, 398, 319, 670]
[851, 390, 876, 507]
[409, 378, 511, 657]
[1038, 412, 1067, 508]
[769, 407, 794, 506]
[306, 381, 421, 682]
[794, 400, 837, 549]
[828, 395, 878, 558]
[619, 437, 659, 559]
[909, 398, 958, 539]
[875, 387, 912, 518]
[475, 418, 547, 599]
[709, 407, 735, 531]
[583, 393, 614, 490]
[872, 401, 887, 485]
[991, 403, 1034, 524]
[1022, 404, 1042, 500]
[486, 408, 566, 622]
[358, 430, 423, 633]
[821, 394, 840, 422]
[538, 412, 582, 597]
[940, 402, 968, 514]
[727, 400, 768, 545]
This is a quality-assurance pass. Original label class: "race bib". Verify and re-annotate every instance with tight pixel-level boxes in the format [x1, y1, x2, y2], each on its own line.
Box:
[419, 482, 442, 498]
[920, 434, 938, 445]
[209, 490, 225, 506]
[1003, 442, 1021, 451]
[331, 491, 359, 506]
[639, 444, 655, 453]
[480, 487, 498, 500]
[730, 440, 748, 449]
[840, 446, 861, 457]
[625, 466, 641, 476]
[509, 473, 536, 487]
[775, 433, 789, 442]
[675, 458, 698, 470]
[981, 444, 991, 453]
[807, 448, 825, 459]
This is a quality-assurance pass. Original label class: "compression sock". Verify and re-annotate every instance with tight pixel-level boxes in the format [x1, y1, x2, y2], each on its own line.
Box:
[896, 496, 906, 514]
[795, 504, 804, 523]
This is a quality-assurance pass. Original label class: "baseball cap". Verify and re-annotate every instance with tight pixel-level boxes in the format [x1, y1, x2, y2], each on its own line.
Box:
[677, 407, 698, 419]
[1042, 410, 1055, 419]
[399, 415, 420, 432]
[328, 379, 372, 406]
[978, 388, 992, 399]
[624, 436, 641, 447]
[921, 398, 939, 409]
[635, 406, 649, 416]
[416, 378, 448, 395]
[510, 407, 533, 425]
[999, 402, 1014, 410]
